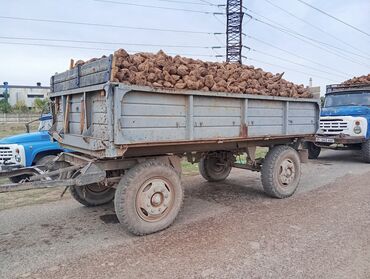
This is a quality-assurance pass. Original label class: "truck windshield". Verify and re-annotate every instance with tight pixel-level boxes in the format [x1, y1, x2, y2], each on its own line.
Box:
[38, 115, 53, 132]
[324, 91, 370, 107]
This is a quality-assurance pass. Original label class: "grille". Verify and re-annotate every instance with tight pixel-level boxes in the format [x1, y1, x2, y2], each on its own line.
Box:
[320, 118, 348, 135]
[0, 146, 14, 162]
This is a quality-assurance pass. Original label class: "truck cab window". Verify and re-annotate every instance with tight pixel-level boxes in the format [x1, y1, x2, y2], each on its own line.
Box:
[324, 91, 370, 107]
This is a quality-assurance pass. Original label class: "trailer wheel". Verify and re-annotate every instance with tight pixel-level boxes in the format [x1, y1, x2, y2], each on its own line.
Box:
[199, 153, 232, 182]
[307, 142, 321, 159]
[261, 145, 301, 199]
[69, 184, 115, 207]
[362, 140, 370, 163]
[114, 160, 183, 235]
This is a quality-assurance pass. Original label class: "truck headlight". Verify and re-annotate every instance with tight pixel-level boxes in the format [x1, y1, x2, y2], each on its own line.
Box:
[14, 154, 22, 162]
[353, 125, 362, 134]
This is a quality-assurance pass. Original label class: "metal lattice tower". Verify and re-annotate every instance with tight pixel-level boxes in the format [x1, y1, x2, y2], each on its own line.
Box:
[226, 0, 243, 64]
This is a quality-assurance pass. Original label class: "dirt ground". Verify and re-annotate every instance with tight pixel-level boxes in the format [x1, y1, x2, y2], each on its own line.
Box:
[0, 150, 370, 279]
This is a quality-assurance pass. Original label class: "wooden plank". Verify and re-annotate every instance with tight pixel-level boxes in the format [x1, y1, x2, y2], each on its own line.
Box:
[110, 55, 117, 81]
[80, 56, 111, 76]
[80, 97, 85, 134]
[64, 95, 70, 134]
[69, 59, 74, 70]
[79, 71, 110, 88]
[53, 78, 79, 92]
[53, 68, 78, 83]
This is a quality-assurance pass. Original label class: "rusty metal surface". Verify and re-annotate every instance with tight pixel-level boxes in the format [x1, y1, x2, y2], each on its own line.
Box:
[0, 166, 43, 178]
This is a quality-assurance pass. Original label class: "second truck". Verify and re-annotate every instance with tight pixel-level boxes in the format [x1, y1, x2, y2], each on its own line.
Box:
[307, 83, 370, 162]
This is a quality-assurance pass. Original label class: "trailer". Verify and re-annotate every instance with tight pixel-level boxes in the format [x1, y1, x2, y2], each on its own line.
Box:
[0, 57, 320, 235]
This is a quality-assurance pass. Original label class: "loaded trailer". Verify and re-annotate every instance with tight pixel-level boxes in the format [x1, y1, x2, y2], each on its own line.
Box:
[0, 57, 320, 235]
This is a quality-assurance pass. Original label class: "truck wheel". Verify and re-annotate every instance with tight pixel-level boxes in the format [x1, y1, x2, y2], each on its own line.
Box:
[261, 145, 301, 199]
[199, 153, 232, 182]
[114, 160, 183, 235]
[9, 175, 30, 183]
[362, 140, 370, 163]
[307, 142, 321, 159]
[69, 184, 115, 207]
[36, 155, 57, 169]
[9, 155, 57, 183]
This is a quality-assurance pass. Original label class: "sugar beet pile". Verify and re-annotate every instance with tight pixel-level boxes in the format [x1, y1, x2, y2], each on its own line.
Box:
[342, 74, 370, 85]
[76, 49, 312, 98]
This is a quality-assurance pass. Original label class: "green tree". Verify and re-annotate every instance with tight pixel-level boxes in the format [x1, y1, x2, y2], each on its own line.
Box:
[33, 98, 49, 113]
[0, 99, 12, 113]
[13, 100, 29, 113]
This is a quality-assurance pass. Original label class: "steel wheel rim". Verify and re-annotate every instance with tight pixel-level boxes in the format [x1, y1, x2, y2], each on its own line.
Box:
[278, 158, 296, 187]
[86, 183, 111, 194]
[209, 157, 227, 173]
[135, 177, 175, 222]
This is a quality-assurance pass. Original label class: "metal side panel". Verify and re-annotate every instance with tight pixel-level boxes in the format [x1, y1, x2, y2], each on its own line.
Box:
[247, 99, 284, 136]
[288, 101, 319, 134]
[113, 86, 320, 145]
[114, 90, 187, 143]
[193, 96, 242, 139]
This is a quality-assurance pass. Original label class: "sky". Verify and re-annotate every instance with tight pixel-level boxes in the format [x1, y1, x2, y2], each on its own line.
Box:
[0, 0, 369, 95]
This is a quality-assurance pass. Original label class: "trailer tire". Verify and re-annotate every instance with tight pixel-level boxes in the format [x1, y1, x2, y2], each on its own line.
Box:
[362, 140, 370, 163]
[307, 142, 321, 159]
[261, 145, 301, 199]
[69, 184, 115, 207]
[199, 153, 232, 182]
[114, 160, 183, 236]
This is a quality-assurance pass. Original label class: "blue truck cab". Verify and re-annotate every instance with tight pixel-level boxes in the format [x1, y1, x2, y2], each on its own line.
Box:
[0, 115, 67, 182]
[308, 83, 370, 162]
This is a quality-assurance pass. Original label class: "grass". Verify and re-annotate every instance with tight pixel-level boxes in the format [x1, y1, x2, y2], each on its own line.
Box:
[0, 122, 39, 138]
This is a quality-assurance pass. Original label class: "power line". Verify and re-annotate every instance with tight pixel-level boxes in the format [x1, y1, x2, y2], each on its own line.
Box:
[0, 41, 223, 58]
[139, 0, 217, 6]
[246, 8, 370, 63]
[0, 15, 222, 35]
[246, 57, 339, 83]
[93, 0, 224, 14]
[0, 35, 224, 49]
[296, 0, 370, 37]
[244, 9, 370, 68]
[197, 0, 224, 5]
[261, 0, 370, 58]
[246, 35, 351, 77]
[248, 47, 348, 79]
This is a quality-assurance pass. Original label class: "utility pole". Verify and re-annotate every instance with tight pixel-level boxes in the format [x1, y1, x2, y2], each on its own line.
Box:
[226, 0, 243, 64]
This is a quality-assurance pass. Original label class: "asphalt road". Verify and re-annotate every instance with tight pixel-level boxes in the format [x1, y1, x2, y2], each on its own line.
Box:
[1, 150, 370, 279]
